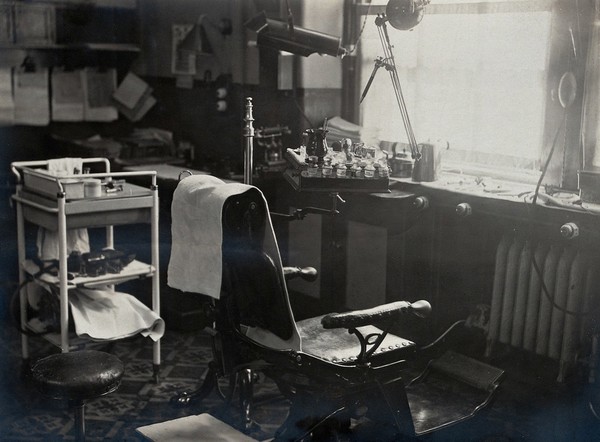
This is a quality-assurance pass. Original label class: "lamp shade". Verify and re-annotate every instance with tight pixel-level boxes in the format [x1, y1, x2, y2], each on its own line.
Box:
[386, 0, 427, 31]
[245, 11, 346, 58]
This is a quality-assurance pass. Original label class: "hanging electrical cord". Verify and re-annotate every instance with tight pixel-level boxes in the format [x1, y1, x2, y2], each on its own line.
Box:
[530, 108, 566, 208]
[10, 279, 59, 337]
[419, 319, 466, 351]
[346, 0, 373, 55]
[527, 86, 600, 318]
[294, 96, 315, 129]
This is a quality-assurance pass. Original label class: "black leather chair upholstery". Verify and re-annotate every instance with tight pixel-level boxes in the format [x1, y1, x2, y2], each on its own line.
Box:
[216, 188, 430, 440]
[172, 185, 502, 441]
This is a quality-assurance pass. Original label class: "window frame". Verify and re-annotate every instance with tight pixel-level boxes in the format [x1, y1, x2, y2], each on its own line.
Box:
[344, 0, 591, 190]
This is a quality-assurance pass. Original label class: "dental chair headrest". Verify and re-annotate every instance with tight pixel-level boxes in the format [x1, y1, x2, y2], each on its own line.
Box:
[223, 188, 267, 249]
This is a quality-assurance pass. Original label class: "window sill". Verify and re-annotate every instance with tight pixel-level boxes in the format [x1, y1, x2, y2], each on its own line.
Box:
[390, 170, 590, 215]
[440, 161, 541, 186]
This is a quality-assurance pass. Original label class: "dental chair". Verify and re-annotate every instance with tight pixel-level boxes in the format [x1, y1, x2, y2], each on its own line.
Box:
[168, 176, 504, 441]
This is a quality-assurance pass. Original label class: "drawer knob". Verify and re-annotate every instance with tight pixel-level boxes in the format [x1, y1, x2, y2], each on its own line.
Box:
[414, 196, 429, 210]
[456, 202, 472, 217]
[560, 222, 579, 239]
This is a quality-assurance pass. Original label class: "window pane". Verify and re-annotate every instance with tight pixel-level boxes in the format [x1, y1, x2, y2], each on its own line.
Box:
[359, 7, 552, 169]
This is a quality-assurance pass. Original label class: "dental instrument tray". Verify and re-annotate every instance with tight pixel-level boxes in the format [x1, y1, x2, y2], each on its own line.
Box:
[284, 148, 390, 193]
[14, 158, 153, 202]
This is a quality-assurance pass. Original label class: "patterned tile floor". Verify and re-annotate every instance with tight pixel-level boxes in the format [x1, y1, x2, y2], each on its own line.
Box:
[1, 317, 600, 441]
[0, 321, 286, 441]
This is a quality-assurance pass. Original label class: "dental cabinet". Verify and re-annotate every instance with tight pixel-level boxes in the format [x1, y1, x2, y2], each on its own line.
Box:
[10, 158, 161, 379]
[273, 175, 600, 338]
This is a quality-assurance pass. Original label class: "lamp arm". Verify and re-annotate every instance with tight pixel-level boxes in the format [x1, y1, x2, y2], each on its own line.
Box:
[360, 57, 385, 104]
[376, 15, 421, 160]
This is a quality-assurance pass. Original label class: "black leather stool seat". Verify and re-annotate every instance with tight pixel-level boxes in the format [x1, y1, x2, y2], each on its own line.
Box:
[32, 350, 124, 402]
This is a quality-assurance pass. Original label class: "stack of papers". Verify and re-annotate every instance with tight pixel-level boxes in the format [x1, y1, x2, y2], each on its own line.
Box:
[326, 116, 362, 144]
[112, 72, 156, 122]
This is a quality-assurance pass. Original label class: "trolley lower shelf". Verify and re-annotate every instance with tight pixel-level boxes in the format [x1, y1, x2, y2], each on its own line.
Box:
[22, 259, 155, 288]
[25, 318, 102, 351]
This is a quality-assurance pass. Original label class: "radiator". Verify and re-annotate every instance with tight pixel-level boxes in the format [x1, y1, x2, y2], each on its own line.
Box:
[486, 234, 599, 381]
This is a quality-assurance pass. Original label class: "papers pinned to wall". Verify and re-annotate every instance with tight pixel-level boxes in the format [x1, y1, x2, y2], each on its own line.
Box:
[112, 72, 156, 122]
[0, 69, 14, 125]
[50, 68, 118, 122]
[1, 68, 157, 125]
[14, 69, 50, 126]
[51, 70, 84, 122]
[83, 68, 118, 122]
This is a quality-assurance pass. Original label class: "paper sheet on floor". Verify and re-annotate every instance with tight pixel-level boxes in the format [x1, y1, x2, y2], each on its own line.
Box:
[69, 287, 164, 341]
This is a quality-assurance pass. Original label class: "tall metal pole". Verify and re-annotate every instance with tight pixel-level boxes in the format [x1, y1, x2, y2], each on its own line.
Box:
[243, 97, 255, 185]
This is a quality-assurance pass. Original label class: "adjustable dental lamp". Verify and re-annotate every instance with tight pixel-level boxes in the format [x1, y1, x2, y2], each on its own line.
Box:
[386, 0, 430, 31]
[245, 10, 347, 58]
[243, 0, 431, 183]
[361, 0, 431, 160]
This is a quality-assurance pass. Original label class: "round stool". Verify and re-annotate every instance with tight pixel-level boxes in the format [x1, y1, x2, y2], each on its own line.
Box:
[31, 350, 124, 442]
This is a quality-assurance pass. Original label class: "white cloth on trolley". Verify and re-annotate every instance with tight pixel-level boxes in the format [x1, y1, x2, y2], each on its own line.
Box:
[36, 157, 90, 260]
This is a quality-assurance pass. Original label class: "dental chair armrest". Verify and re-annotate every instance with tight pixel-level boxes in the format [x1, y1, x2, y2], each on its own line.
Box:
[283, 266, 318, 282]
[321, 300, 431, 330]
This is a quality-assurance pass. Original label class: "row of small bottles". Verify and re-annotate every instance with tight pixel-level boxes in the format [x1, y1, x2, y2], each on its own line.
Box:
[306, 156, 390, 179]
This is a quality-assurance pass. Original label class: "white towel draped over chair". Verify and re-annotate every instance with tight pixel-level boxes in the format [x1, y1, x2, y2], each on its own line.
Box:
[168, 175, 253, 299]
[167, 174, 301, 351]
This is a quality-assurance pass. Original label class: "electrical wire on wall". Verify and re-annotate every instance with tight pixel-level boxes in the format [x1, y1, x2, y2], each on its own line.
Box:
[527, 79, 595, 318]
[525, 16, 600, 418]
[527, 0, 588, 319]
[525, 103, 588, 316]
[346, 0, 372, 56]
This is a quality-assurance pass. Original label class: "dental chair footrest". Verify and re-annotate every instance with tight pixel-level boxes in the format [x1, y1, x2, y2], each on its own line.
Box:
[405, 350, 504, 436]
[136, 413, 258, 441]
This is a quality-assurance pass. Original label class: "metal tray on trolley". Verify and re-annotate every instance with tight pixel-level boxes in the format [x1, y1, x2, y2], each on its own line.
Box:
[12, 159, 157, 230]
[23, 169, 86, 200]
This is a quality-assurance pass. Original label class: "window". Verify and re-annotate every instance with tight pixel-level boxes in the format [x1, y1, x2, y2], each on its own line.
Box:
[358, 0, 554, 180]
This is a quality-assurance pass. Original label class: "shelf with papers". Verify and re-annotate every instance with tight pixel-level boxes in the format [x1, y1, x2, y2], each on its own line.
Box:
[0, 43, 140, 52]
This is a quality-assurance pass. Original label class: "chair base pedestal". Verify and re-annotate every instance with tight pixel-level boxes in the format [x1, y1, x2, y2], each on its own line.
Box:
[70, 400, 85, 442]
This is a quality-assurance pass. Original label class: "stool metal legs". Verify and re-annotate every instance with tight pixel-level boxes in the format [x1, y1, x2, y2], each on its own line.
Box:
[69, 400, 86, 442]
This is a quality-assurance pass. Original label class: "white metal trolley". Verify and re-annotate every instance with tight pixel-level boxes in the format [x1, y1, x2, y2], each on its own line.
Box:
[11, 158, 161, 381]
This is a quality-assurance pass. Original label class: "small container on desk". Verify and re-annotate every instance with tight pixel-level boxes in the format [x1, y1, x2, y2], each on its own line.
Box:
[283, 148, 390, 193]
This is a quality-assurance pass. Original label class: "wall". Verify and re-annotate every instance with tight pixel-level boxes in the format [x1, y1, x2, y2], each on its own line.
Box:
[133, 0, 236, 81]
[296, 0, 344, 90]
[129, 0, 345, 171]
[0, 0, 347, 320]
